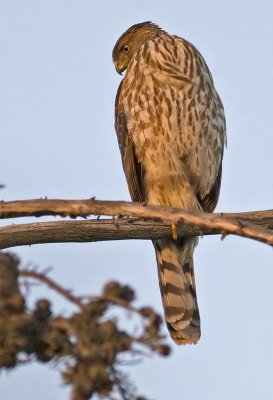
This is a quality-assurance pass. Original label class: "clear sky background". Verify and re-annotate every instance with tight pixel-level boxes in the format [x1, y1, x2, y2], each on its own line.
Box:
[1, 1, 273, 399]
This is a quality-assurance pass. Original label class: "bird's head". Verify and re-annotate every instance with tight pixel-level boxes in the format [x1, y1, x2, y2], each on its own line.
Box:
[112, 21, 163, 75]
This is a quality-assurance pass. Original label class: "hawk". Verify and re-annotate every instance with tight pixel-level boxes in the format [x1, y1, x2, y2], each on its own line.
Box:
[113, 22, 226, 344]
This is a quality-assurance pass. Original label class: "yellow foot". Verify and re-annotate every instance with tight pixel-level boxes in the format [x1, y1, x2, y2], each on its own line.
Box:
[171, 223, 178, 241]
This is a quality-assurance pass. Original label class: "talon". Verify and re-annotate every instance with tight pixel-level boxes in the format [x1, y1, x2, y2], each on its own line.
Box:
[171, 223, 178, 241]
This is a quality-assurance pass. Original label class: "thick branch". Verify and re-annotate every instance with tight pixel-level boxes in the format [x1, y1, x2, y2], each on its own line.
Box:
[0, 219, 198, 249]
[0, 199, 272, 249]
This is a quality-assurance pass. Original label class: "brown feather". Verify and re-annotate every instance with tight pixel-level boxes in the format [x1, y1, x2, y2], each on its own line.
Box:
[197, 162, 223, 213]
[115, 80, 145, 202]
[113, 22, 226, 345]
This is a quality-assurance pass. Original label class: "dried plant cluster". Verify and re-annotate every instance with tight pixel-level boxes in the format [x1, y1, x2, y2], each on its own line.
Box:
[0, 252, 170, 400]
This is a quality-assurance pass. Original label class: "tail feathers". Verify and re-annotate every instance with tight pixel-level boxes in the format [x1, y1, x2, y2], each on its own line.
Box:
[154, 238, 200, 345]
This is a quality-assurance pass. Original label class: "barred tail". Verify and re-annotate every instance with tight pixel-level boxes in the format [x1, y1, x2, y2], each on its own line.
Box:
[153, 238, 200, 345]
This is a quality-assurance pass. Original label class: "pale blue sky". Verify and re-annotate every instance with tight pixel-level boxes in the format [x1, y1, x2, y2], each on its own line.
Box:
[1, 1, 273, 399]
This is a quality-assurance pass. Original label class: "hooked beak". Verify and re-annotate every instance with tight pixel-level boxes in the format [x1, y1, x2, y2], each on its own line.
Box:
[115, 67, 123, 76]
[114, 61, 125, 75]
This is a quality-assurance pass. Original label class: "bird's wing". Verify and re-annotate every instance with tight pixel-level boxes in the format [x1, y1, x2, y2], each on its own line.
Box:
[197, 162, 223, 213]
[115, 80, 145, 202]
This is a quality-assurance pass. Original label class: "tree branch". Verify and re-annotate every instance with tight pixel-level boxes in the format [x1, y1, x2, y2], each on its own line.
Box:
[0, 198, 273, 224]
[0, 199, 272, 249]
[21, 269, 83, 308]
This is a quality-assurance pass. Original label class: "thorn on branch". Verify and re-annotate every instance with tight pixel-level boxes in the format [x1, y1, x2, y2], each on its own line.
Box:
[112, 215, 120, 228]
[221, 233, 228, 240]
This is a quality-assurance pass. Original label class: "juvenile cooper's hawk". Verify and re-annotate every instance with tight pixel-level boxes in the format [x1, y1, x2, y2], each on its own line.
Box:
[113, 22, 226, 344]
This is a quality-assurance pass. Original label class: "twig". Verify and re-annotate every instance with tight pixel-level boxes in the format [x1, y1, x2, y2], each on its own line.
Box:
[0, 199, 272, 249]
[20, 269, 83, 308]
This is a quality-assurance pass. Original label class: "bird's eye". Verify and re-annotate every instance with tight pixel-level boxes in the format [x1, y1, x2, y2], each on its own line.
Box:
[122, 45, 129, 53]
